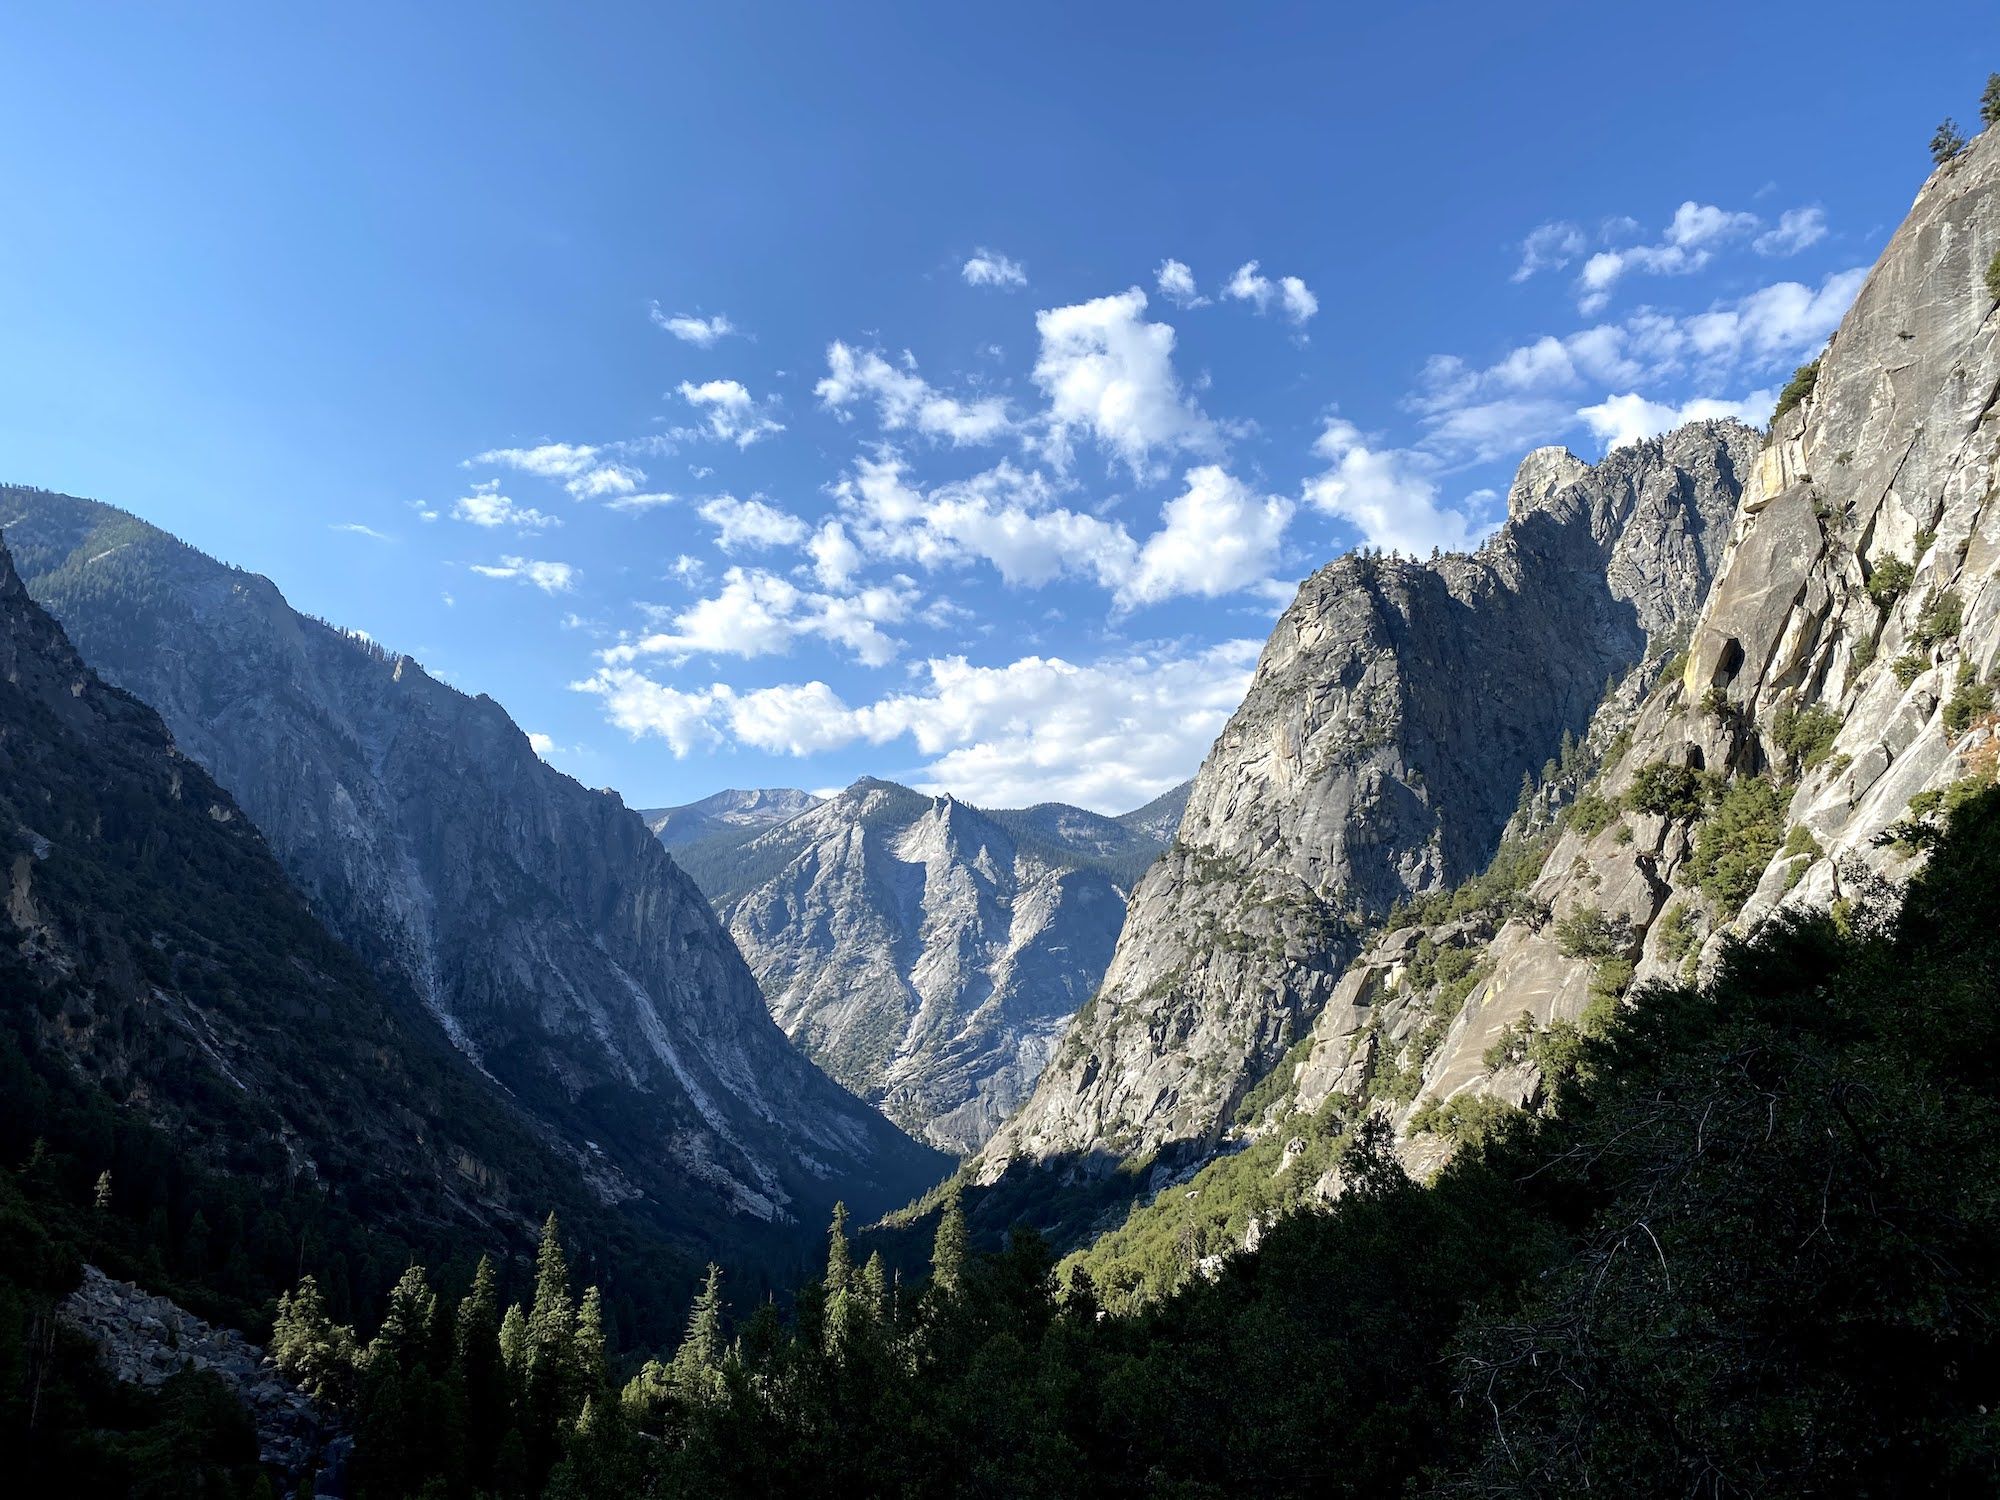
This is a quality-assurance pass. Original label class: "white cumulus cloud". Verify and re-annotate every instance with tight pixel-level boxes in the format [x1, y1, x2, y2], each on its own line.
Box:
[1752, 206, 1827, 257]
[814, 342, 1012, 444]
[468, 442, 649, 501]
[1576, 389, 1780, 452]
[1120, 466, 1292, 608]
[1303, 419, 1481, 556]
[679, 380, 785, 447]
[452, 480, 558, 531]
[599, 567, 913, 668]
[1512, 221, 1587, 282]
[1033, 288, 1217, 476]
[1575, 201, 1764, 312]
[1223, 260, 1317, 328]
[696, 493, 810, 552]
[1155, 258, 1206, 306]
[575, 639, 1262, 811]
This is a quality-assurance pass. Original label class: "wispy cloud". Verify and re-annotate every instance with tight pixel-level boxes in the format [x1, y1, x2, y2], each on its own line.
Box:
[649, 305, 739, 346]
[469, 555, 578, 593]
[961, 248, 1027, 289]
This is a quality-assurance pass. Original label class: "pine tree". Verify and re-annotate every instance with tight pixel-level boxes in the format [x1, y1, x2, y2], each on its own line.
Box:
[369, 1264, 435, 1370]
[825, 1202, 854, 1296]
[499, 1304, 530, 1394]
[453, 1257, 508, 1488]
[859, 1251, 888, 1322]
[932, 1183, 969, 1299]
[674, 1264, 726, 1377]
[528, 1212, 575, 1377]
[454, 1255, 500, 1367]
[271, 1275, 358, 1405]
[1933, 118, 1969, 166]
[525, 1213, 580, 1481]
[1983, 73, 2000, 129]
[574, 1286, 609, 1397]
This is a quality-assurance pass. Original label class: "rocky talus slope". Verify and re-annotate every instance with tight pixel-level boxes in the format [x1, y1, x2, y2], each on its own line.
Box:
[977, 423, 1754, 1183]
[706, 778, 1170, 1153]
[0, 492, 944, 1239]
[1227, 121, 2000, 1198]
[62, 1265, 344, 1488]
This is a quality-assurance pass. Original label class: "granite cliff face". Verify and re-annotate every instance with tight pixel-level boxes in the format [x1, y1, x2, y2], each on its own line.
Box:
[0, 527, 587, 1244]
[979, 421, 1755, 1182]
[1159, 120, 2000, 1217]
[701, 778, 1169, 1154]
[0, 492, 945, 1236]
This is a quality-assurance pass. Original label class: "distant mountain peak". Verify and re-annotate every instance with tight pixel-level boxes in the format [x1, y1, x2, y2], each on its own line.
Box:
[662, 775, 1183, 1153]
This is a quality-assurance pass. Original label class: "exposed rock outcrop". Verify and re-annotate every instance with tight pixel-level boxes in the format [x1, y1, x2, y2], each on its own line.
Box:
[62, 1266, 344, 1489]
[979, 421, 1756, 1182]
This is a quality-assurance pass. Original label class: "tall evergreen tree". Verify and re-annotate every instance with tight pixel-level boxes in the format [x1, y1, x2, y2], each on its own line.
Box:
[498, 1303, 530, 1395]
[529, 1215, 574, 1352]
[932, 1183, 969, 1299]
[454, 1255, 500, 1368]
[453, 1257, 508, 1490]
[270, 1275, 358, 1405]
[368, 1263, 435, 1370]
[824, 1202, 853, 1295]
[674, 1264, 726, 1378]
[574, 1286, 609, 1398]
[859, 1251, 888, 1322]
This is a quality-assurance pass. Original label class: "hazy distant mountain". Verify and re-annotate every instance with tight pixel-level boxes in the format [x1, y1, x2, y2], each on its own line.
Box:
[672, 776, 1177, 1153]
[1110, 779, 1194, 844]
[639, 787, 822, 847]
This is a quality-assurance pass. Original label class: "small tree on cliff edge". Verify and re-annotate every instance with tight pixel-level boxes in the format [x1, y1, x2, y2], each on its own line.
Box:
[1933, 118, 1968, 166]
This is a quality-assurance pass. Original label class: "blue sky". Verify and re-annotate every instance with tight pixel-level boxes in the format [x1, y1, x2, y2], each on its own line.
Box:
[0, 3, 1989, 812]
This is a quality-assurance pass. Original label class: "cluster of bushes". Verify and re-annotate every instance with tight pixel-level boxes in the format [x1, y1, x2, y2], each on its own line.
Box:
[1770, 701, 1842, 771]
[1868, 555, 1916, 609]
[1945, 658, 1997, 736]
[1771, 356, 1820, 422]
